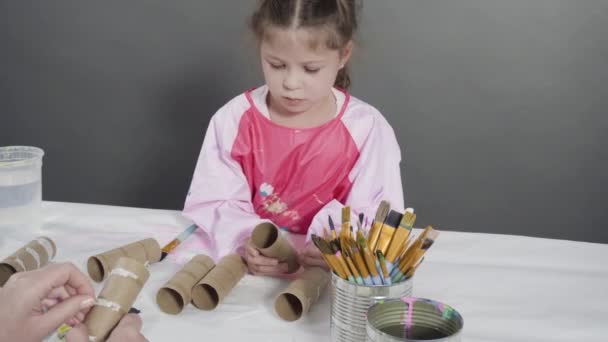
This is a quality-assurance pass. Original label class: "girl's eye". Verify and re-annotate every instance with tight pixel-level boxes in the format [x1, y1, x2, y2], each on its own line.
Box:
[270, 63, 285, 69]
[305, 67, 320, 74]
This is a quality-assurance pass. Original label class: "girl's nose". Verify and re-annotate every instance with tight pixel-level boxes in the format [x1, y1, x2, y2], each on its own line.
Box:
[282, 70, 301, 91]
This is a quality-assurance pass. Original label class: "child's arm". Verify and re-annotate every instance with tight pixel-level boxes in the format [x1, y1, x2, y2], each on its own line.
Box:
[182, 112, 269, 260]
[306, 111, 404, 242]
[342, 111, 405, 221]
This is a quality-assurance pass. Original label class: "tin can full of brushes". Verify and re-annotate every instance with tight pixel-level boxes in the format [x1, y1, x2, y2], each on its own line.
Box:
[366, 297, 463, 342]
[330, 273, 413, 342]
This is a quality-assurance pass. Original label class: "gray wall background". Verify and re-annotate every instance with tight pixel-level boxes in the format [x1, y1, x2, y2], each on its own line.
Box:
[2, 1, 607, 243]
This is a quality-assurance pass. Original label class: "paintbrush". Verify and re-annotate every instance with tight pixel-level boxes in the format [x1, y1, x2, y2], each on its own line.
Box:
[376, 250, 392, 285]
[311, 235, 335, 271]
[335, 251, 355, 283]
[385, 208, 416, 270]
[393, 227, 438, 282]
[323, 227, 330, 240]
[397, 226, 434, 271]
[341, 206, 351, 239]
[355, 213, 364, 237]
[328, 215, 337, 240]
[394, 235, 413, 265]
[328, 237, 355, 283]
[160, 224, 198, 261]
[375, 210, 403, 256]
[357, 236, 381, 285]
[343, 247, 363, 285]
[390, 226, 429, 279]
[356, 229, 366, 243]
[311, 235, 347, 279]
[393, 256, 425, 283]
[349, 242, 373, 285]
[404, 257, 425, 279]
[390, 225, 429, 278]
[368, 201, 390, 252]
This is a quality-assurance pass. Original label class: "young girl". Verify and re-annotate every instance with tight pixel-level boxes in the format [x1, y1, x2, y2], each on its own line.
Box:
[183, 0, 404, 276]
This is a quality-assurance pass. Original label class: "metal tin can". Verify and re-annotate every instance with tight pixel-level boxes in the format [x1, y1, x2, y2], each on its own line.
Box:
[331, 273, 413, 342]
[366, 297, 463, 341]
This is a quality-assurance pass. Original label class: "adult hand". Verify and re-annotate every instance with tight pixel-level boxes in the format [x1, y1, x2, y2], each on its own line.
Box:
[0, 262, 95, 342]
[66, 313, 148, 342]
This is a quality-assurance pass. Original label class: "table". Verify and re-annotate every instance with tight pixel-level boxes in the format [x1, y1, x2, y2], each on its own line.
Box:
[2, 202, 607, 341]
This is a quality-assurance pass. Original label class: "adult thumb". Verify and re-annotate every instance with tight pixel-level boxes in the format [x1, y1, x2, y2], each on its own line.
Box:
[36, 295, 95, 336]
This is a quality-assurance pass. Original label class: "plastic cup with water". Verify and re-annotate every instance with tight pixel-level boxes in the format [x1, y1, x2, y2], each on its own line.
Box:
[0, 146, 45, 231]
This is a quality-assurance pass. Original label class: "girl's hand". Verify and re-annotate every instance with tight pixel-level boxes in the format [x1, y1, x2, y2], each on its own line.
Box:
[244, 238, 289, 276]
[299, 242, 330, 271]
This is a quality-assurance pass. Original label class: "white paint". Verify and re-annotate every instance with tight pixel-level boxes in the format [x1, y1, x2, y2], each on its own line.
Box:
[25, 247, 40, 268]
[95, 298, 121, 312]
[36, 237, 56, 259]
[110, 267, 139, 280]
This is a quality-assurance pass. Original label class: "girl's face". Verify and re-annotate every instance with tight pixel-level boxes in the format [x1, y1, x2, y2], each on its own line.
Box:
[260, 27, 352, 117]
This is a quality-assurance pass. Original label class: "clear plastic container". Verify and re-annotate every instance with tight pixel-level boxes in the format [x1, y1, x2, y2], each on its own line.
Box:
[0, 146, 45, 230]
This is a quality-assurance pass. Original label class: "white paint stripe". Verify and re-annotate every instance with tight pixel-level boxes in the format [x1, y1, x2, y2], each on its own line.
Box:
[95, 298, 121, 312]
[110, 267, 139, 280]
[36, 237, 55, 259]
[14, 257, 26, 271]
[25, 247, 41, 268]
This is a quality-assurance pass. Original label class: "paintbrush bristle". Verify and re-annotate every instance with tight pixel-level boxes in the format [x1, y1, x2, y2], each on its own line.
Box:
[328, 215, 336, 231]
[357, 235, 368, 249]
[311, 235, 322, 250]
[339, 236, 348, 252]
[312, 235, 333, 254]
[374, 200, 391, 223]
[311, 234, 322, 248]
[330, 240, 340, 253]
[421, 238, 435, 250]
[384, 210, 403, 228]
[421, 228, 439, 249]
[400, 210, 416, 228]
[342, 206, 351, 224]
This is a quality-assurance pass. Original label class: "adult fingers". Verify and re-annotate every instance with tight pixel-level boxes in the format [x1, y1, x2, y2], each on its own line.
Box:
[31, 295, 95, 336]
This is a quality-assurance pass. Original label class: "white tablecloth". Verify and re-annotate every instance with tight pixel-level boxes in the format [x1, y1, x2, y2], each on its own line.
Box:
[1, 202, 607, 341]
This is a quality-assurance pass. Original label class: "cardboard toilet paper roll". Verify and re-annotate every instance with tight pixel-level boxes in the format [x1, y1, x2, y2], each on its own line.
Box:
[191, 254, 247, 310]
[274, 266, 330, 321]
[87, 238, 161, 282]
[156, 254, 215, 314]
[0, 237, 56, 286]
[84, 257, 150, 342]
[251, 222, 299, 273]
